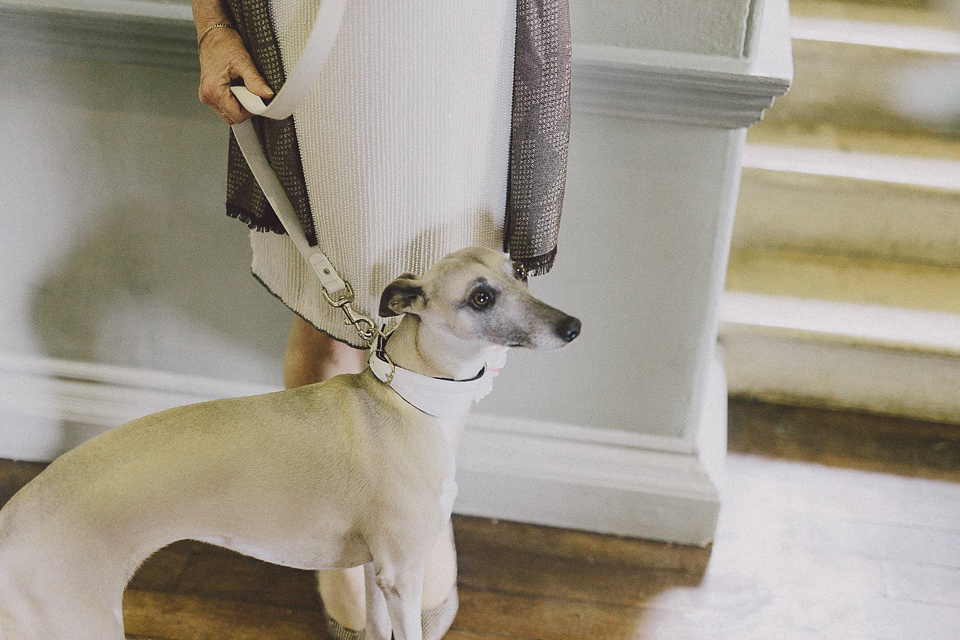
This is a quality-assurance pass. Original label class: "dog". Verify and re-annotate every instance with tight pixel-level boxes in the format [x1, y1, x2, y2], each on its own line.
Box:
[0, 247, 581, 640]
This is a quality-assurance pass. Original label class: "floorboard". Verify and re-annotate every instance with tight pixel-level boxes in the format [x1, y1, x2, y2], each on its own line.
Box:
[0, 399, 957, 639]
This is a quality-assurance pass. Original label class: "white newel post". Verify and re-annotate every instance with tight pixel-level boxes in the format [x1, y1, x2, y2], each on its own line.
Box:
[456, 0, 793, 545]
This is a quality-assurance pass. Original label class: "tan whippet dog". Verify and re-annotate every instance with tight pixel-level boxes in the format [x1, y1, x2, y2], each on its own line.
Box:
[0, 247, 581, 640]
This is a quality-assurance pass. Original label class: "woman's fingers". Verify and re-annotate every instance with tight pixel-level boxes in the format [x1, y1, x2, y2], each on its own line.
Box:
[197, 27, 273, 125]
[236, 56, 275, 101]
[198, 82, 238, 124]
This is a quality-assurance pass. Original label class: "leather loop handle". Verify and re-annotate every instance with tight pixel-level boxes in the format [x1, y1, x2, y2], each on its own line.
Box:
[229, 0, 350, 297]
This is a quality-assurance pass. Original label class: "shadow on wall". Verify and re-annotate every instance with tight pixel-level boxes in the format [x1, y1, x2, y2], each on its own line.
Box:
[28, 197, 290, 383]
[4, 52, 292, 387]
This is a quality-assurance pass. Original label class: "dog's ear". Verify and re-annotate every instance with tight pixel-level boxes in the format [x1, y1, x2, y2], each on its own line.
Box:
[379, 274, 426, 317]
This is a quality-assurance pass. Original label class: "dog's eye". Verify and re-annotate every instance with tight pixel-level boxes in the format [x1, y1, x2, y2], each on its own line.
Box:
[470, 290, 494, 309]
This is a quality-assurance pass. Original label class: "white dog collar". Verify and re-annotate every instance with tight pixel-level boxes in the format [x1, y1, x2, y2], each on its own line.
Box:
[367, 347, 504, 420]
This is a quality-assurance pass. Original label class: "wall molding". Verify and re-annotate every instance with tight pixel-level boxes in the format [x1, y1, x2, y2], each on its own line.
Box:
[1, 0, 791, 129]
[0, 352, 723, 546]
[0, 353, 273, 458]
[572, 0, 792, 128]
[572, 45, 790, 128]
[0, 0, 198, 70]
[457, 353, 727, 546]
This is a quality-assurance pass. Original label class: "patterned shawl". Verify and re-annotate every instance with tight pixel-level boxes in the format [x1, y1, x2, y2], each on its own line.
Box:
[222, 0, 570, 275]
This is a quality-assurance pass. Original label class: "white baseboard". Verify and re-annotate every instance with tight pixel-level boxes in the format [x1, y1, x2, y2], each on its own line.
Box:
[0, 352, 724, 546]
[0, 354, 274, 461]
[457, 352, 726, 546]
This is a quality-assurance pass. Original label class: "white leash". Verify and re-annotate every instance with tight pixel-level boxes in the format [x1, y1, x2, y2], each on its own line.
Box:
[228, 0, 378, 336]
[229, 0, 348, 122]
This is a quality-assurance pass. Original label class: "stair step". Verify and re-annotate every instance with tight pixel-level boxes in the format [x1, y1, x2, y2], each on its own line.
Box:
[743, 138, 960, 188]
[722, 250, 960, 422]
[791, 0, 955, 29]
[792, 15, 960, 49]
[746, 120, 960, 160]
[722, 248, 960, 422]
[762, 2, 960, 132]
[736, 127, 960, 268]
[727, 1, 959, 422]
[722, 290, 960, 357]
[720, 291, 960, 424]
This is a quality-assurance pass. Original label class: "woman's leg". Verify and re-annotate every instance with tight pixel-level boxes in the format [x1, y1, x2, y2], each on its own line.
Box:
[283, 316, 458, 632]
[283, 315, 367, 389]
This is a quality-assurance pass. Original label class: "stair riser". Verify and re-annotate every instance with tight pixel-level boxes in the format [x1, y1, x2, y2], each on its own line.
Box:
[726, 249, 960, 314]
[765, 38, 958, 132]
[734, 169, 960, 267]
[722, 329, 960, 425]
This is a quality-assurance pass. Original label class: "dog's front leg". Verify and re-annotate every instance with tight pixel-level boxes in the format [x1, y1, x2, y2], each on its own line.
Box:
[364, 562, 392, 640]
[371, 562, 425, 640]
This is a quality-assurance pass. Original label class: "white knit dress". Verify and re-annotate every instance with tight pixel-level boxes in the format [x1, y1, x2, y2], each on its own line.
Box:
[250, 0, 517, 347]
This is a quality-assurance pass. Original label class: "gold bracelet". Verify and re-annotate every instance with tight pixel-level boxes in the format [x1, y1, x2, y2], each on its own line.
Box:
[197, 23, 234, 49]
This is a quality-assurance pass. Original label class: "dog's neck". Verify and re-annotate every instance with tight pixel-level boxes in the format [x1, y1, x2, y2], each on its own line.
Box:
[367, 315, 498, 425]
[385, 315, 491, 382]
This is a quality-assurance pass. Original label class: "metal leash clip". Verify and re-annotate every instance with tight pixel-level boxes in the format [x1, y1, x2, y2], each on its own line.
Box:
[320, 282, 380, 343]
[321, 284, 397, 383]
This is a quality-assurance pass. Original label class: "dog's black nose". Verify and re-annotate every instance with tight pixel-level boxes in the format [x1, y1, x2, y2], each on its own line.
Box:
[557, 316, 581, 342]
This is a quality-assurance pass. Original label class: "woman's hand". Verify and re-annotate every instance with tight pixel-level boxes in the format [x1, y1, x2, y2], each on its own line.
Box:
[197, 26, 274, 125]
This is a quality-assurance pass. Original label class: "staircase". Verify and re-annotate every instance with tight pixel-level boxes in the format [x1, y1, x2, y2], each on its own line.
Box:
[722, 0, 960, 424]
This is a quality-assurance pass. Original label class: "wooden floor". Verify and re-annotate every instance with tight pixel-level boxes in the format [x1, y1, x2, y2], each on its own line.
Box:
[1, 400, 958, 639]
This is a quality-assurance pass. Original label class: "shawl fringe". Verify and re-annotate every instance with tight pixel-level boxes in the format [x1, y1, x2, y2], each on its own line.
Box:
[515, 248, 558, 277]
[226, 202, 287, 235]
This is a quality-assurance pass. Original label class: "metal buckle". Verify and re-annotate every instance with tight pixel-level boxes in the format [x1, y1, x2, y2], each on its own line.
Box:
[373, 332, 397, 384]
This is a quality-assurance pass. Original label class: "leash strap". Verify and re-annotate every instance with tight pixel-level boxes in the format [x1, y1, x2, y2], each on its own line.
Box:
[229, 0, 352, 300]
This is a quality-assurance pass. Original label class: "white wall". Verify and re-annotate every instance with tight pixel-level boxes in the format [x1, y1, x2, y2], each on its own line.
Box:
[0, 0, 761, 426]
[570, 0, 756, 56]
[0, 50, 290, 387]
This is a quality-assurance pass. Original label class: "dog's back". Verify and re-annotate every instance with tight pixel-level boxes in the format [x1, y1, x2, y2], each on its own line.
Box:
[0, 371, 449, 640]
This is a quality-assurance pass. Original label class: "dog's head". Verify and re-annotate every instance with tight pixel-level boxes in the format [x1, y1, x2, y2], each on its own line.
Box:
[379, 247, 580, 350]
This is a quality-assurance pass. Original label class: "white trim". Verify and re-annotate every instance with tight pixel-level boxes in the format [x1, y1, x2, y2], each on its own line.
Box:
[457, 351, 727, 546]
[0, 354, 274, 461]
[0, 0, 792, 129]
[570, 0, 791, 128]
[455, 426, 721, 546]
[742, 144, 960, 190]
[791, 16, 960, 54]
[571, 49, 789, 128]
[0, 352, 723, 545]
